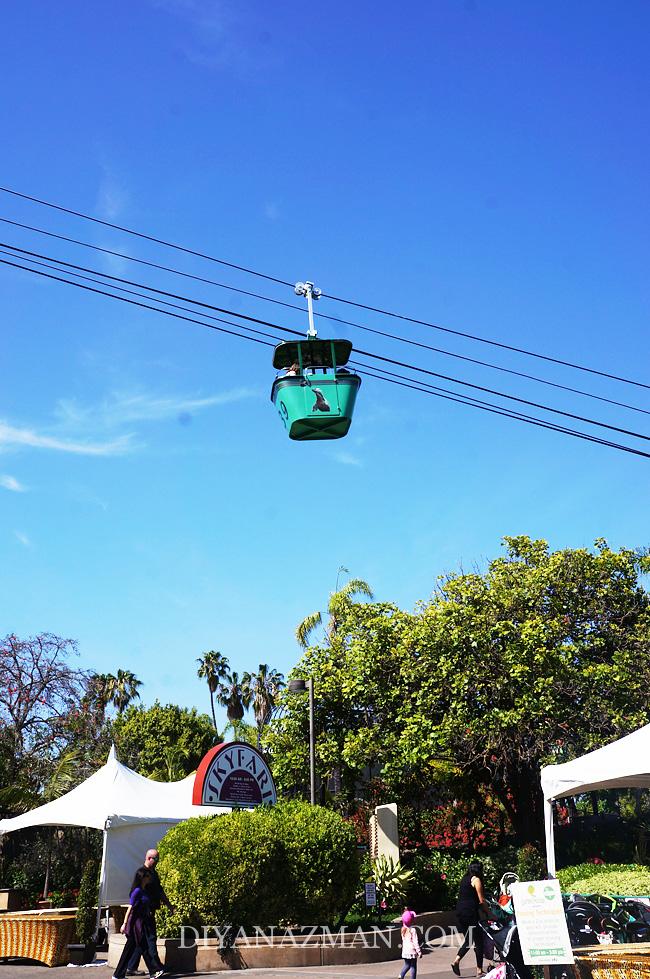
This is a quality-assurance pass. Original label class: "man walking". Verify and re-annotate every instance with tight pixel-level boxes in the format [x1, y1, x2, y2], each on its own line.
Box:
[126, 848, 173, 977]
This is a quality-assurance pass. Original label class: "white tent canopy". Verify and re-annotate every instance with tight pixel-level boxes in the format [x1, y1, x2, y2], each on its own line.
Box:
[541, 722, 650, 875]
[0, 746, 228, 904]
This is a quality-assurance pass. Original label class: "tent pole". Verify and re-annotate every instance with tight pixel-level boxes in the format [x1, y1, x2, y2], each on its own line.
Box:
[544, 799, 556, 876]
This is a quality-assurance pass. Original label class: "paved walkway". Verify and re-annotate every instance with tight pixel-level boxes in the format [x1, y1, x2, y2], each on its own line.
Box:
[0, 936, 474, 979]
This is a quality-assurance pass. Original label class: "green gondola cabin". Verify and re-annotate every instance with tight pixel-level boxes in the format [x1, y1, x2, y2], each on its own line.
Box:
[271, 338, 361, 441]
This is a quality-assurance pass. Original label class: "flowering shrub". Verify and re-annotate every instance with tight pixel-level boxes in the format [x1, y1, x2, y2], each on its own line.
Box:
[399, 798, 505, 853]
[344, 803, 371, 845]
[47, 887, 79, 907]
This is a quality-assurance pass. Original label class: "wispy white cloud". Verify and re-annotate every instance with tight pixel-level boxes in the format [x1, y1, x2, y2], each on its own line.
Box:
[14, 531, 31, 548]
[264, 202, 280, 221]
[93, 164, 132, 275]
[0, 421, 133, 457]
[56, 388, 256, 429]
[96, 166, 128, 222]
[149, 0, 279, 74]
[66, 485, 110, 512]
[1, 387, 251, 463]
[333, 450, 363, 468]
[0, 474, 26, 492]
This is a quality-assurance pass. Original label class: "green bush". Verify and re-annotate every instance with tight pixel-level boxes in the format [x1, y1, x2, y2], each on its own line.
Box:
[403, 846, 519, 911]
[270, 802, 360, 924]
[516, 844, 546, 882]
[75, 859, 99, 944]
[156, 802, 360, 934]
[557, 863, 650, 896]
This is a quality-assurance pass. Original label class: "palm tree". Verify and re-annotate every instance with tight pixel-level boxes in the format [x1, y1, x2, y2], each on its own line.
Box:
[241, 664, 285, 747]
[108, 670, 142, 714]
[296, 576, 374, 648]
[84, 673, 114, 717]
[216, 670, 250, 740]
[196, 650, 230, 729]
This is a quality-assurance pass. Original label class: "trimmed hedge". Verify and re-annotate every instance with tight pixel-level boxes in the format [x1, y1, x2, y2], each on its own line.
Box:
[156, 801, 359, 934]
[557, 863, 650, 896]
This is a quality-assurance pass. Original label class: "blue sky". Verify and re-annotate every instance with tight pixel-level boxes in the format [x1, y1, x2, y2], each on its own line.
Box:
[1, 0, 649, 730]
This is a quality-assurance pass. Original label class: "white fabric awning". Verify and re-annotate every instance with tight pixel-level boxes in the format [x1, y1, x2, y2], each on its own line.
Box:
[541, 723, 650, 802]
[541, 722, 650, 875]
[0, 745, 227, 834]
[0, 746, 228, 903]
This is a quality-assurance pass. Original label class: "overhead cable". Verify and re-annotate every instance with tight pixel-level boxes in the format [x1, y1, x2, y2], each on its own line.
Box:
[1, 253, 649, 461]
[353, 364, 650, 459]
[0, 186, 292, 288]
[1, 185, 647, 391]
[324, 291, 650, 392]
[0, 248, 284, 343]
[2, 227, 647, 418]
[0, 255, 275, 348]
[2, 242, 647, 446]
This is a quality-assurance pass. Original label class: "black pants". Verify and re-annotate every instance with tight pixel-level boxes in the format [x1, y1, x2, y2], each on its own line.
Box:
[457, 916, 484, 969]
[117, 919, 161, 977]
[126, 914, 161, 973]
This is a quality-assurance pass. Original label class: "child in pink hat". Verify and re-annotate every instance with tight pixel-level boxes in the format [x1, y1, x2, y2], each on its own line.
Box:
[400, 909, 421, 979]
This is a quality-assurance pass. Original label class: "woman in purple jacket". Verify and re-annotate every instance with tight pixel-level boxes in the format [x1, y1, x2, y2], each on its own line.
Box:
[111, 868, 164, 979]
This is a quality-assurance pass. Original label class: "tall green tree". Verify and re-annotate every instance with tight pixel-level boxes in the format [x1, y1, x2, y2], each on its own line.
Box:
[241, 664, 285, 747]
[196, 650, 230, 729]
[269, 582, 402, 803]
[112, 701, 219, 778]
[223, 718, 258, 745]
[267, 538, 650, 842]
[84, 673, 115, 717]
[405, 536, 650, 842]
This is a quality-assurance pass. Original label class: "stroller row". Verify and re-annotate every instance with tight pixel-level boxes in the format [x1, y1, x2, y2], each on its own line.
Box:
[565, 892, 650, 946]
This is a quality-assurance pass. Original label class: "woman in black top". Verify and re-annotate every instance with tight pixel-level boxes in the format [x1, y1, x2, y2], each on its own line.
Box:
[451, 861, 487, 977]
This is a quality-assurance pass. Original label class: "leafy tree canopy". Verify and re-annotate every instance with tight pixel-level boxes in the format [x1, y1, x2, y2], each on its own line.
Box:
[266, 537, 650, 842]
[112, 701, 219, 779]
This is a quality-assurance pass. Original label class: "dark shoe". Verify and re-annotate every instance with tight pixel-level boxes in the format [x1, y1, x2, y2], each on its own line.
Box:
[452, 963, 461, 976]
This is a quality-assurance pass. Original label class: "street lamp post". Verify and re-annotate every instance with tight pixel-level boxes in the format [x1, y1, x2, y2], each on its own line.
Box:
[288, 677, 316, 804]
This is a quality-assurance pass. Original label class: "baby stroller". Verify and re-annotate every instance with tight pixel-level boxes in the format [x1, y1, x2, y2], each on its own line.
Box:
[564, 898, 619, 946]
[480, 899, 532, 979]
